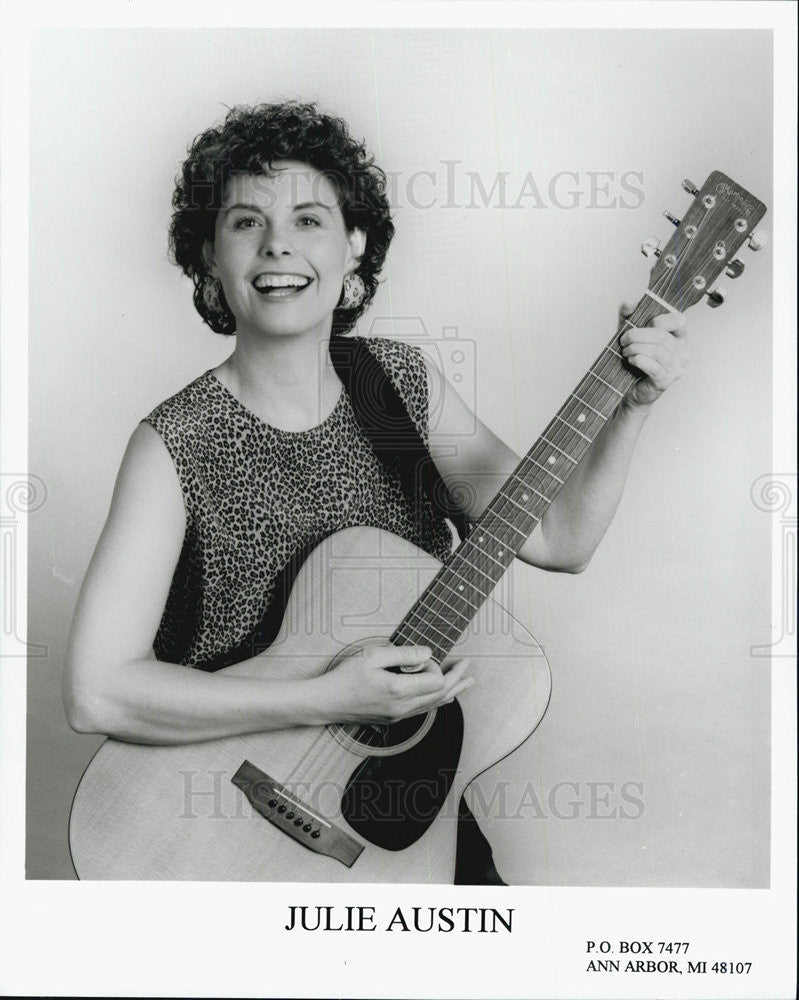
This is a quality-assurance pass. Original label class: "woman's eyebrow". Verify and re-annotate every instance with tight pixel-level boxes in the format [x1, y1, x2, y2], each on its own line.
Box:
[223, 202, 264, 216]
[222, 200, 334, 215]
[292, 201, 334, 213]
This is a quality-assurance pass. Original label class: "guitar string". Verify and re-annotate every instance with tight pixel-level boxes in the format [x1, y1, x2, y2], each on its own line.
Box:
[400, 201, 724, 651]
[395, 307, 645, 650]
[273, 204, 723, 802]
[283, 302, 657, 790]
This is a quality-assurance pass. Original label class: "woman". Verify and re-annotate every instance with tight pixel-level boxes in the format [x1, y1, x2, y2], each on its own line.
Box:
[63, 101, 687, 884]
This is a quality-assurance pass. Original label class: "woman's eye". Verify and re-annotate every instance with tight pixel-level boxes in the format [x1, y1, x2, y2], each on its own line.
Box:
[297, 216, 321, 227]
[233, 216, 260, 229]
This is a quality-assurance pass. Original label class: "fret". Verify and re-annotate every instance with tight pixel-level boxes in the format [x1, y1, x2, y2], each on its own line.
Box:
[438, 574, 487, 605]
[485, 508, 528, 538]
[539, 435, 578, 462]
[470, 526, 505, 548]
[502, 489, 545, 516]
[509, 475, 551, 504]
[586, 369, 625, 396]
[425, 590, 472, 623]
[554, 413, 592, 443]
[525, 459, 565, 485]
[569, 392, 608, 420]
[443, 565, 490, 599]
[466, 543, 505, 570]
[451, 555, 495, 585]
[393, 623, 421, 645]
[402, 612, 456, 646]
[604, 344, 624, 360]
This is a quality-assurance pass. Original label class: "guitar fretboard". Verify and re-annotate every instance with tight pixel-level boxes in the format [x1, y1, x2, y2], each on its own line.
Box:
[391, 294, 669, 663]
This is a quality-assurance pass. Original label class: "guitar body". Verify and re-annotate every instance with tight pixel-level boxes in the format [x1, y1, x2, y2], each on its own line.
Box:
[69, 526, 552, 881]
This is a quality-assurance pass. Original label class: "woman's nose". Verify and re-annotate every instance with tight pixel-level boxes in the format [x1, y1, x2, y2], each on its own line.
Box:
[258, 225, 293, 257]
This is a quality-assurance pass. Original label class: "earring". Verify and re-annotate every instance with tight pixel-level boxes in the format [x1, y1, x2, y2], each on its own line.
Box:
[202, 275, 225, 315]
[339, 272, 366, 310]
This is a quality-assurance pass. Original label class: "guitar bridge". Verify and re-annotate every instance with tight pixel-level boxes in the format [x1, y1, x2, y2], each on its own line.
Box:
[231, 760, 364, 868]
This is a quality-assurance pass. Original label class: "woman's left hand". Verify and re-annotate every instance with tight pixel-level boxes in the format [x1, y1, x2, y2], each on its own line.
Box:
[618, 302, 689, 409]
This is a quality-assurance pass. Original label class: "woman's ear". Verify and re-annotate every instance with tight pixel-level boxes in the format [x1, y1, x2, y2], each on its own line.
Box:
[346, 228, 367, 272]
[202, 240, 218, 276]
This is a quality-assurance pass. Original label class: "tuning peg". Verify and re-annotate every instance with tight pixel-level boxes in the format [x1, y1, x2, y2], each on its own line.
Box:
[663, 211, 681, 227]
[706, 287, 726, 307]
[682, 179, 700, 196]
[641, 236, 661, 258]
[748, 229, 768, 251]
[725, 259, 745, 279]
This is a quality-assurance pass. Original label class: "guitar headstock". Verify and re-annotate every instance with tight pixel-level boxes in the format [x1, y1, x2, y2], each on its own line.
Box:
[641, 171, 767, 312]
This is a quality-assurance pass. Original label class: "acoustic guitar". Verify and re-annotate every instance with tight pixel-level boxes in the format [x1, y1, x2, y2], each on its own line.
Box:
[69, 171, 767, 881]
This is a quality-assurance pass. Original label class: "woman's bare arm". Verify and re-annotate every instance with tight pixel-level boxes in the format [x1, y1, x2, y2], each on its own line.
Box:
[63, 423, 465, 745]
[424, 310, 687, 573]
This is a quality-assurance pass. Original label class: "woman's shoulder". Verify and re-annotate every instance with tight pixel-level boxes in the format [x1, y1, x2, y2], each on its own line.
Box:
[142, 370, 217, 436]
[358, 335, 428, 390]
[360, 334, 424, 365]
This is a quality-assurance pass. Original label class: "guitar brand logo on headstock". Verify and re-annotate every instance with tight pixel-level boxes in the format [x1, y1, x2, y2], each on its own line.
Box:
[714, 182, 755, 216]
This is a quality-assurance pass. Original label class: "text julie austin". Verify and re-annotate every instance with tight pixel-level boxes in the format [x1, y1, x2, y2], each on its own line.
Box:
[285, 904, 513, 934]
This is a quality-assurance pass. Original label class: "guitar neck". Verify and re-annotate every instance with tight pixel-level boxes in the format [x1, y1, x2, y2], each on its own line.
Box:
[391, 292, 673, 663]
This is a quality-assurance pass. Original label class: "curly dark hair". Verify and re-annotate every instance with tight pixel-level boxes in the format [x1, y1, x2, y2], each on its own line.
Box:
[169, 101, 395, 336]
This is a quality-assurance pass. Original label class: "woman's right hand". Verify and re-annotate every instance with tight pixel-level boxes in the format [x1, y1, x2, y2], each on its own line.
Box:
[310, 644, 473, 725]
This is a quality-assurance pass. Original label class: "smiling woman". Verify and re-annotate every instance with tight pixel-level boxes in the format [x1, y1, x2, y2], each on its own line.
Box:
[63, 100, 689, 885]
[206, 166, 365, 346]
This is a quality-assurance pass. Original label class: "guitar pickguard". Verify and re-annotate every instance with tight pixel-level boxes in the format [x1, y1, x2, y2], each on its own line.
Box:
[340, 701, 464, 850]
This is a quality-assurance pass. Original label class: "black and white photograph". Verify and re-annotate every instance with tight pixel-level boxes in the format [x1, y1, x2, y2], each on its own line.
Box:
[1, 2, 796, 998]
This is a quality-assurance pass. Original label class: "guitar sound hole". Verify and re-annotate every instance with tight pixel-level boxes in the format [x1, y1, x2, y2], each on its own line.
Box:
[340, 700, 464, 851]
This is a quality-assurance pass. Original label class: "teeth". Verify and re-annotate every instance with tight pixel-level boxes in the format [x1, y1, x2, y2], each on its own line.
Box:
[253, 273, 310, 290]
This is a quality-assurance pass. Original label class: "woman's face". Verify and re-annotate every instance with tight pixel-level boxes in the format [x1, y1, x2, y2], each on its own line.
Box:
[205, 160, 365, 341]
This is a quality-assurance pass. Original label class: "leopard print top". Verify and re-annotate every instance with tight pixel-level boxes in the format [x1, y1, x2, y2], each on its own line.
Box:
[142, 336, 454, 670]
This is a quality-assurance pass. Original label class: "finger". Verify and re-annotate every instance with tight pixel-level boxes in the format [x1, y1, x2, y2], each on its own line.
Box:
[399, 677, 475, 718]
[625, 353, 666, 381]
[444, 677, 475, 702]
[441, 656, 470, 678]
[395, 666, 446, 698]
[651, 312, 688, 336]
[621, 341, 672, 366]
[618, 298, 638, 322]
[369, 644, 433, 671]
[620, 326, 676, 347]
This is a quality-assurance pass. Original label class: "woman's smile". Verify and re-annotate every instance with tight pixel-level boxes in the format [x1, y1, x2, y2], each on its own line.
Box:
[251, 271, 314, 299]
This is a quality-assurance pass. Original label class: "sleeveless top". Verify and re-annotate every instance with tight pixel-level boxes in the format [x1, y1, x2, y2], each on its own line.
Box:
[142, 336, 454, 670]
